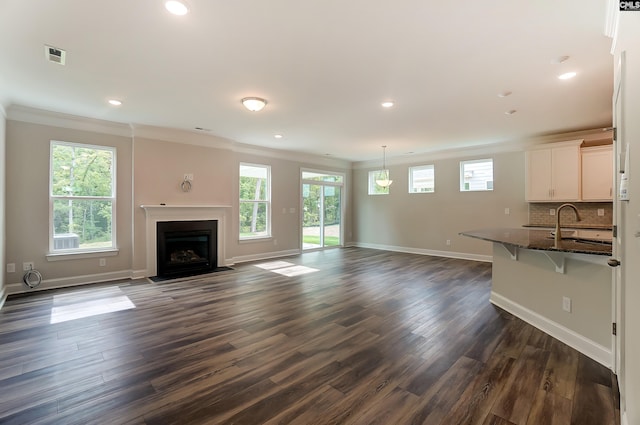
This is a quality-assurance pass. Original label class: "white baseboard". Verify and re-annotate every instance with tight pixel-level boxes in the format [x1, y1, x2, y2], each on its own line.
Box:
[353, 242, 493, 263]
[5, 270, 134, 296]
[231, 249, 301, 265]
[490, 291, 612, 368]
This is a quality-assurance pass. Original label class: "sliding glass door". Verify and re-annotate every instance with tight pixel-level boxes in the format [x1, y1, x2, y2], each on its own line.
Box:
[301, 170, 344, 250]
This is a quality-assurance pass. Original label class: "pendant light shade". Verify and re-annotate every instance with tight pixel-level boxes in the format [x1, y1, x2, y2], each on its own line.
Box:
[241, 97, 267, 112]
[375, 145, 393, 188]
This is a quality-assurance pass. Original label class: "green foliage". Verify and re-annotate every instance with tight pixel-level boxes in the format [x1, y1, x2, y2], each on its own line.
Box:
[51, 143, 114, 248]
[302, 184, 341, 227]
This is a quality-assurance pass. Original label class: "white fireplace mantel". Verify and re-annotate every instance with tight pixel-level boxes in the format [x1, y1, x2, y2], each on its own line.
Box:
[141, 205, 232, 277]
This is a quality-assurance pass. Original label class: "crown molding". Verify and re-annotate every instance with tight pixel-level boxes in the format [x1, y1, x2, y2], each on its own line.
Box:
[6, 104, 133, 137]
[352, 127, 613, 169]
[6, 104, 352, 169]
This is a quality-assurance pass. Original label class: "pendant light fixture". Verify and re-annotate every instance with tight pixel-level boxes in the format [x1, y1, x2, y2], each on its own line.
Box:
[375, 145, 393, 188]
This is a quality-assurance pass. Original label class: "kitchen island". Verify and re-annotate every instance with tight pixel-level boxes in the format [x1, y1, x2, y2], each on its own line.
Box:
[461, 227, 613, 368]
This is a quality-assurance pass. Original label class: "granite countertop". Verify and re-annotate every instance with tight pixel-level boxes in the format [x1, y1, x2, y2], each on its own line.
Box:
[460, 228, 612, 256]
[523, 223, 613, 230]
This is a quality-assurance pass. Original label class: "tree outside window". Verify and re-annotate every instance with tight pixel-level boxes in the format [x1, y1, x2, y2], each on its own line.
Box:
[50, 141, 116, 251]
[239, 163, 271, 239]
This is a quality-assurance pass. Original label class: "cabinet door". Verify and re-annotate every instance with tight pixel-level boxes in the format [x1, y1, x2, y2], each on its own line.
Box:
[526, 149, 552, 201]
[551, 145, 581, 201]
[582, 146, 613, 201]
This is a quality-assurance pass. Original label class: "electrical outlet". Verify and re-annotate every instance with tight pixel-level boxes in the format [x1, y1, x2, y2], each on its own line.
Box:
[504, 208, 510, 215]
[597, 209, 605, 217]
[446, 239, 451, 246]
[550, 209, 556, 216]
[99, 258, 106, 267]
[562, 296, 572, 313]
[7, 263, 15, 273]
[23, 261, 35, 271]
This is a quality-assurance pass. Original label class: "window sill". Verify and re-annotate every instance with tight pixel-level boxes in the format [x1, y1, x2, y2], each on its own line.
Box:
[46, 248, 119, 262]
[239, 236, 272, 244]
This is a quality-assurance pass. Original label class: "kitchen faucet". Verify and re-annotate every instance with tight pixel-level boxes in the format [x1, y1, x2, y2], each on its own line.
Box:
[554, 203, 582, 245]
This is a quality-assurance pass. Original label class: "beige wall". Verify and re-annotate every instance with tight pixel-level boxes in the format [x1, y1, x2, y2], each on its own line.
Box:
[492, 245, 611, 349]
[4, 120, 133, 289]
[0, 111, 5, 305]
[353, 150, 529, 258]
[614, 11, 640, 425]
[132, 136, 352, 270]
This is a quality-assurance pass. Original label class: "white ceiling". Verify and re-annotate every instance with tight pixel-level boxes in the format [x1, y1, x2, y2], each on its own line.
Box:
[0, 0, 613, 162]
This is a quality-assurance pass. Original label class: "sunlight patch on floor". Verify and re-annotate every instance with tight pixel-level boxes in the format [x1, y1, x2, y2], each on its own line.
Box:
[254, 261, 319, 276]
[50, 286, 136, 324]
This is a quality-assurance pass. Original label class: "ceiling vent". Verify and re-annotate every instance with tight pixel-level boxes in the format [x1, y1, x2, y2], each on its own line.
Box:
[45, 45, 66, 65]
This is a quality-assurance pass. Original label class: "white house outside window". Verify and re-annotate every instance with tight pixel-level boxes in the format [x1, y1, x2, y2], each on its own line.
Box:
[460, 158, 494, 192]
[50, 141, 116, 252]
[409, 164, 435, 193]
[239, 163, 271, 239]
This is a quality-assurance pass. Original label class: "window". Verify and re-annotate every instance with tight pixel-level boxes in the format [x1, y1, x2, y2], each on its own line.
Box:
[460, 158, 493, 191]
[368, 170, 391, 195]
[50, 141, 116, 252]
[409, 165, 435, 193]
[239, 163, 271, 239]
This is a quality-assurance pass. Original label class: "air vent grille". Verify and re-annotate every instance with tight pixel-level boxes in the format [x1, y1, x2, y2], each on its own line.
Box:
[44, 45, 66, 65]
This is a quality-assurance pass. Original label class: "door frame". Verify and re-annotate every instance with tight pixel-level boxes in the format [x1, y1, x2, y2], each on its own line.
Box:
[300, 168, 346, 251]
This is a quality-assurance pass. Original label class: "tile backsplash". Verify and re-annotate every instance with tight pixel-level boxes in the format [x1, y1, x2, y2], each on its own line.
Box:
[529, 202, 613, 228]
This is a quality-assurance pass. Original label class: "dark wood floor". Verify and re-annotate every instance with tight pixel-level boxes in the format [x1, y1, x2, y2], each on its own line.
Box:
[0, 248, 619, 425]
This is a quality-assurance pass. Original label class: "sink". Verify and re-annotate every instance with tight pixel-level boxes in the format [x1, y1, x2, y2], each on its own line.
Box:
[549, 229, 612, 243]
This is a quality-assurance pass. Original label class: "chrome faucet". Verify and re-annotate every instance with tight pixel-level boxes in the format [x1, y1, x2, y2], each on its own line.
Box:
[554, 203, 582, 244]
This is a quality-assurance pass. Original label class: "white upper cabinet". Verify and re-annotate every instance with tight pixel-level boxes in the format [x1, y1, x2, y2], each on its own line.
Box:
[525, 140, 582, 202]
[581, 145, 613, 201]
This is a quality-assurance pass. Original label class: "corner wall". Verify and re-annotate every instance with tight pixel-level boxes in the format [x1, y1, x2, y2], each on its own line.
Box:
[3, 119, 133, 294]
[352, 150, 529, 259]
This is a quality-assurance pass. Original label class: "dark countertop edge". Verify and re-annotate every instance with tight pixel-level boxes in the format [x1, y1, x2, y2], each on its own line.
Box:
[460, 228, 612, 256]
[523, 224, 613, 230]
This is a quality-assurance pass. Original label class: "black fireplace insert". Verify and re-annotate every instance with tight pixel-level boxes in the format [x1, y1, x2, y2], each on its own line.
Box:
[156, 220, 217, 278]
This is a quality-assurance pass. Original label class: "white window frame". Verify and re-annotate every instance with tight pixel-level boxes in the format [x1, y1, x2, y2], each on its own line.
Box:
[409, 164, 435, 193]
[48, 141, 117, 257]
[460, 158, 494, 192]
[368, 170, 391, 195]
[239, 162, 271, 240]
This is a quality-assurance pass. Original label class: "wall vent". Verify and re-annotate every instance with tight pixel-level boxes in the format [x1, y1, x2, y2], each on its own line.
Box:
[45, 45, 66, 65]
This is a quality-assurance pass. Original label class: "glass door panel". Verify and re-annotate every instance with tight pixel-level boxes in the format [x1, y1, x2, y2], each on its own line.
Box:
[323, 185, 340, 247]
[302, 184, 322, 249]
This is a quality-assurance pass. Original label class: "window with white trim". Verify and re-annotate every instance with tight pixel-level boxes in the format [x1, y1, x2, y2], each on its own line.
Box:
[409, 164, 435, 193]
[239, 163, 271, 239]
[460, 158, 493, 191]
[50, 141, 116, 252]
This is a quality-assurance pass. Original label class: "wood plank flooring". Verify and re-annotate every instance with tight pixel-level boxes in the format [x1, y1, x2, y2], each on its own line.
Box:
[0, 248, 620, 424]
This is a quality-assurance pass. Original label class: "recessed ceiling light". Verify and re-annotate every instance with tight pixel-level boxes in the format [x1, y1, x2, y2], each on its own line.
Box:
[108, 99, 122, 106]
[498, 91, 512, 98]
[558, 72, 577, 80]
[165, 0, 189, 15]
[274, 134, 283, 139]
[381, 101, 394, 108]
[504, 109, 517, 115]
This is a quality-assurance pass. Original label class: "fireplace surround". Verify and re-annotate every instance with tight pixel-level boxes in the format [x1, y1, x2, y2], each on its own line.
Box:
[141, 205, 231, 278]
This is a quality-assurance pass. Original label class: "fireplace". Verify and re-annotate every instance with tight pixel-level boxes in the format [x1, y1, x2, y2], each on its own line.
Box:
[156, 220, 217, 278]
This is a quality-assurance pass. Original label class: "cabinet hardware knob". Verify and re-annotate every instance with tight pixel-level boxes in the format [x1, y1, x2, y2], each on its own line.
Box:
[607, 258, 621, 267]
